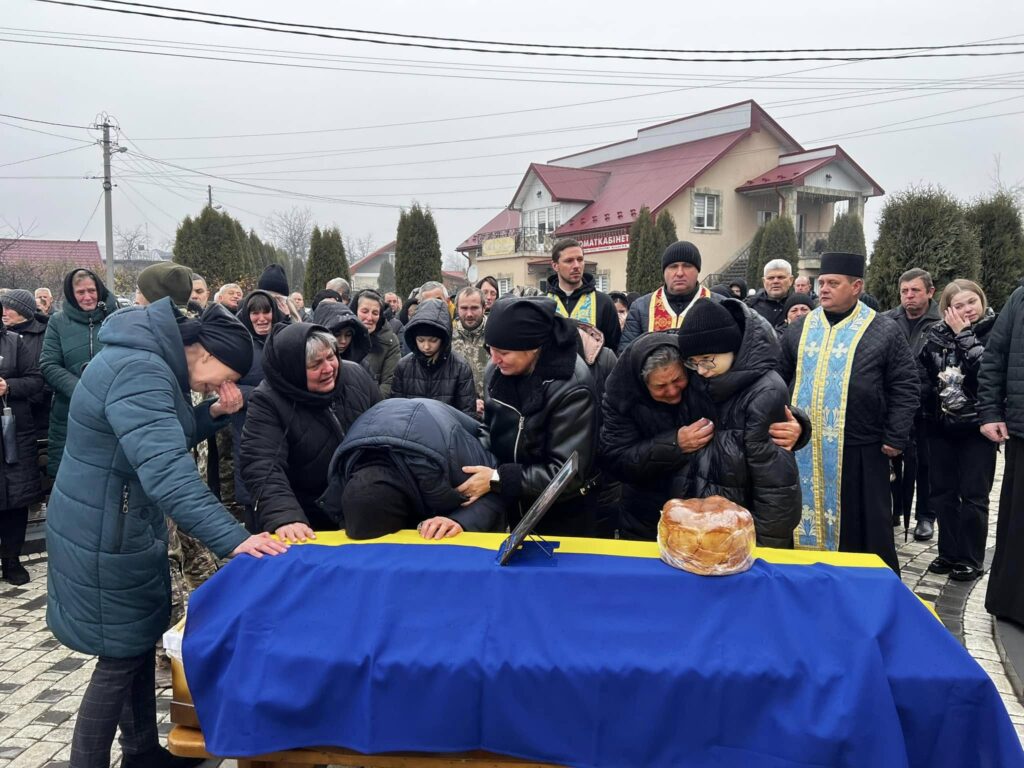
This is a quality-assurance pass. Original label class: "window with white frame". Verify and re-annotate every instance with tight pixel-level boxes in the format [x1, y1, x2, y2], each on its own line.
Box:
[693, 193, 719, 230]
[496, 277, 513, 296]
[594, 272, 610, 292]
[757, 210, 777, 226]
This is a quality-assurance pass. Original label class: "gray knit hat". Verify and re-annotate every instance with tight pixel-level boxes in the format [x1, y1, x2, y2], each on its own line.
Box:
[1, 289, 38, 321]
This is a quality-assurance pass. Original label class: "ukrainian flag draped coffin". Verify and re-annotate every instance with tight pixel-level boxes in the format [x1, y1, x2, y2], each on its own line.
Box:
[182, 535, 1024, 768]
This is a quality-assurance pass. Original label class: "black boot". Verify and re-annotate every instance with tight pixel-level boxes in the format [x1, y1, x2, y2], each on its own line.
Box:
[121, 744, 205, 768]
[1, 558, 29, 586]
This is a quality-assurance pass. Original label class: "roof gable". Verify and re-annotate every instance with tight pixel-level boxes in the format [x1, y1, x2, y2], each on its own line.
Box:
[510, 163, 610, 208]
[456, 209, 521, 252]
[350, 240, 396, 274]
[737, 145, 884, 196]
[0, 239, 103, 266]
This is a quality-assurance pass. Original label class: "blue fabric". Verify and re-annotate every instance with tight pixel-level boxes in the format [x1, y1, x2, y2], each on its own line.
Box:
[183, 543, 1024, 768]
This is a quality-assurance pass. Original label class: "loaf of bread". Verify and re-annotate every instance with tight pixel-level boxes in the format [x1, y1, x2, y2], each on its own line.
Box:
[657, 496, 756, 576]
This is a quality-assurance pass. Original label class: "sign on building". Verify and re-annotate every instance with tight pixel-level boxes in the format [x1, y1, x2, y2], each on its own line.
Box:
[578, 229, 630, 253]
[482, 236, 516, 258]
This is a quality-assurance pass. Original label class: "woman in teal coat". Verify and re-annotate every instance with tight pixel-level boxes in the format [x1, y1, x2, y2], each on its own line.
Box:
[46, 298, 286, 768]
[39, 268, 117, 477]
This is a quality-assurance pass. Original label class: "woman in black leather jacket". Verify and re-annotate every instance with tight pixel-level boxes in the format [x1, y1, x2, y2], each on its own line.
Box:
[457, 296, 598, 536]
[920, 279, 998, 581]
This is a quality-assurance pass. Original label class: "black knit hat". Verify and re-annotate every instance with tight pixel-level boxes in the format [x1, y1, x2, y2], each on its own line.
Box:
[783, 293, 815, 316]
[258, 263, 289, 295]
[662, 241, 701, 271]
[677, 299, 741, 359]
[485, 296, 558, 351]
[0, 289, 38, 321]
[819, 252, 865, 278]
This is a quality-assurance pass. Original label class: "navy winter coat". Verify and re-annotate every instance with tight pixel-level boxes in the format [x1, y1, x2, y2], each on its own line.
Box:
[46, 299, 249, 658]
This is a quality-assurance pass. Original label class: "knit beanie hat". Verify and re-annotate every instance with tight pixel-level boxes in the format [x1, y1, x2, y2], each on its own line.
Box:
[677, 299, 742, 359]
[0, 289, 38, 321]
[662, 241, 702, 271]
[783, 293, 815, 316]
[137, 262, 193, 306]
[258, 263, 289, 296]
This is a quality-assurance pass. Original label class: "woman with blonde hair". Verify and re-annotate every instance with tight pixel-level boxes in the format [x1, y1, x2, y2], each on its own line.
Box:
[920, 279, 997, 581]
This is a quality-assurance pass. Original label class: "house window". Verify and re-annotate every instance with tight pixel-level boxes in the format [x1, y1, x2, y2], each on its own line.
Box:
[496, 277, 513, 296]
[594, 272, 610, 292]
[694, 193, 719, 230]
[757, 210, 777, 226]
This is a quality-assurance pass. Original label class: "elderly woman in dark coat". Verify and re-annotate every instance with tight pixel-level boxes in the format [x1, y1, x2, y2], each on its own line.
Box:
[45, 299, 284, 768]
[0, 313, 44, 585]
[457, 296, 599, 536]
[240, 323, 382, 542]
[1, 289, 50, 442]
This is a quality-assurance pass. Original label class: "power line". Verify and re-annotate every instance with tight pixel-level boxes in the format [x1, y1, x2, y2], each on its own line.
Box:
[76, 1, 1024, 55]
[0, 117, 94, 143]
[35, 0, 1024, 63]
[0, 143, 94, 169]
[0, 111, 93, 129]
[76, 190, 104, 239]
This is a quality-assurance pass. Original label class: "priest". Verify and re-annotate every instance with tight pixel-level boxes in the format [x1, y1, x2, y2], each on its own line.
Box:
[778, 252, 919, 572]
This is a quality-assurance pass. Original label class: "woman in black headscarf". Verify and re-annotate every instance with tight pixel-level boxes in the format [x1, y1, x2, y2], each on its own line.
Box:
[239, 323, 382, 542]
[457, 296, 599, 536]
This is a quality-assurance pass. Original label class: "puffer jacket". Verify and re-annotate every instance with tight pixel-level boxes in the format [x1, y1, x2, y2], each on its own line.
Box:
[391, 299, 476, 416]
[978, 286, 1024, 435]
[319, 398, 505, 535]
[8, 313, 50, 441]
[451, 315, 489, 400]
[779, 308, 919, 450]
[45, 299, 249, 658]
[312, 302, 371, 363]
[746, 289, 790, 329]
[240, 322, 382, 534]
[676, 300, 801, 548]
[352, 289, 401, 397]
[599, 333, 712, 539]
[39, 269, 117, 476]
[483, 302, 598, 534]
[0, 326, 44, 509]
[920, 311, 996, 431]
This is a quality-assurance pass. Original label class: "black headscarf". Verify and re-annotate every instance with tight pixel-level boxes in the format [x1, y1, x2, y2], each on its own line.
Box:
[62, 267, 112, 312]
[237, 289, 287, 341]
[178, 303, 254, 376]
[261, 322, 336, 407]
[311, 289, 343, 311]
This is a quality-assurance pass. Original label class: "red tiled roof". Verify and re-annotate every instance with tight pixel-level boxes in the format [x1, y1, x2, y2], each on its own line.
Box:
[456, 209, 521, 252]
[735, 157, 832, 191]
[512, 163, 610, 205]
[0, 239, 102, 266]
[555, 130, 748, 236]
[350, 240, 396, 273]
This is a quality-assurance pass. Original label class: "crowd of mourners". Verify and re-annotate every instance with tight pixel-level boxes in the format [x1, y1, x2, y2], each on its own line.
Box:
[0, 236, 1021, 768]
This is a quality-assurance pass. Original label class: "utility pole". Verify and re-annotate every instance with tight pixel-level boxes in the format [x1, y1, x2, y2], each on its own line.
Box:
[101, 119, 116, 291]
[208, 184, 213, 207]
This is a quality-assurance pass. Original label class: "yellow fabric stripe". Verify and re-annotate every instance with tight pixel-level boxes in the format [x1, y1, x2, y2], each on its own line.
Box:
[289, 530, 888, 568]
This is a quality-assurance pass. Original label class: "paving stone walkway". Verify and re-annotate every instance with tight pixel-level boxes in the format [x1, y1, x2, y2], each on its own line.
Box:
[2, 457, 1023, 766]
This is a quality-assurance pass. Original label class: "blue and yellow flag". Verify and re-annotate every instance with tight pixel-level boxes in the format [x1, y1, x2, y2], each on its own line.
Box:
[182, 532, 1023, 768]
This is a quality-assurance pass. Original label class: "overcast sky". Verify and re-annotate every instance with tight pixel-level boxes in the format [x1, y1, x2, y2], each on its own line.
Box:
[3, 0, 1022, 277]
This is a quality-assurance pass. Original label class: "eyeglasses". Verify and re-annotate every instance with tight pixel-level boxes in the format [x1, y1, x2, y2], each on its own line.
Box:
[684, 357, 716, 372]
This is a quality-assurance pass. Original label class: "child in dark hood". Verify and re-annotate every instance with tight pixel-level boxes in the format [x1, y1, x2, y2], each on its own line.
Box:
[312, 301, 371, 364]
[676, 298, 801, 547]
[390, 298, 476, 416]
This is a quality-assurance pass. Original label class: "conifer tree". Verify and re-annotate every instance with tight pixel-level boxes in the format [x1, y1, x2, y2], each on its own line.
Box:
[827, 213, 867, 256]
[655, 209, 678, 255]
[395, 203, 442, 299]
[866, 187, 981, 309]
[745, 223, 767, 287]
[304, 226, 349, 299]
[757, 217, 799, 276]
[378, 258, 396, 293]
[967, 192, 1024, 312]
[626, 206, 661, 294]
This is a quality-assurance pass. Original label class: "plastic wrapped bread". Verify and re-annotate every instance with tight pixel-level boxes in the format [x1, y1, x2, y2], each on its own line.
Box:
[657, 496, 756, 576]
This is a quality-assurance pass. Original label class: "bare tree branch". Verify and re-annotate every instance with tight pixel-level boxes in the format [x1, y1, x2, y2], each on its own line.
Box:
[343, 232, 376, 264]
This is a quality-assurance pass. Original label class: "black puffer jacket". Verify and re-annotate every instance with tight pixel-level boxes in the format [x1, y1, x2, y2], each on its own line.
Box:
[920, 311, 996, 431]
[8, 314, 50, 441]
[599, 333, 713, 539]
[0, 326, 44, 509]
[779, 308, 919, 449]
[676, 300, 801, 548]
[312, 301, 371, 363]
[240, 323, 382, 533]
[320, 398, 505, 535]
[484, 303, 597, 535]
[391, 299, 476, 416]
[746, 289, 790, 329]
[352, 289, 401, 397]
[978, 287, 1024, 435]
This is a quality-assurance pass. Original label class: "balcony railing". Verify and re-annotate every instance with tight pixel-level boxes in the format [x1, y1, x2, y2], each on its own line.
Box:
[799, 231, 831, 259]
[515, 227, 556, 254]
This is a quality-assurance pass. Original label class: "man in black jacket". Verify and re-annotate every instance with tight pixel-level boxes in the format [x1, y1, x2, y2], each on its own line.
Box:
[320, 398, 505, 539]
[545, 238, 621, 352]
[884, 268, 941, 541]
[746, 258, 794, 330]
[779, 252, 919, 572]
